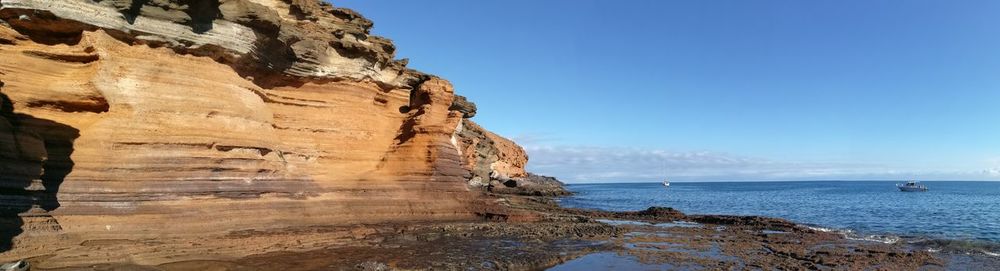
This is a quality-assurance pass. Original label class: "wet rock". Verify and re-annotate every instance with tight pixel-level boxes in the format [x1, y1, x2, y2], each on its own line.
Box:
[570, 206, 687, 223]
[688, 215, 801, 232]
[490, 173, 573, 197]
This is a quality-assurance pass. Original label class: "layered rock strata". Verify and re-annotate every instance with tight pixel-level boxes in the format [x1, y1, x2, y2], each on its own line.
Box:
[0, 0, 534, 267]
[490, 173, 572, 196]
[456, 119, 528, 187]
[454, 118, 565, 196]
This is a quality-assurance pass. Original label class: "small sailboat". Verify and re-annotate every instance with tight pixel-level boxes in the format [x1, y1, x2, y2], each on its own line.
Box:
[659, 159, 670, 188]
[896, 181, 928, 192]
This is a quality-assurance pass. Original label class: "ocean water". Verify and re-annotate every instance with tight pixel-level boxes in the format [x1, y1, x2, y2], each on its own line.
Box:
[559, 181, 1000, 246]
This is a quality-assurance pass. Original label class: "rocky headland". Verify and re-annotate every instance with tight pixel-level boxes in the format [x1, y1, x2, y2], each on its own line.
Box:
[0, 0, 547, 267]
[0, 1, 972, 270]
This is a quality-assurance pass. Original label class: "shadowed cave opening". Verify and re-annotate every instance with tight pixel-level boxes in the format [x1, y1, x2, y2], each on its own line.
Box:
[184, 0, 221, 34]
[122, 0, 221, 33]
[0, 87, 78, 251]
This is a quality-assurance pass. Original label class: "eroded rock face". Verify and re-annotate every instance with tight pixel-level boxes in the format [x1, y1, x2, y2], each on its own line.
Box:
[0, 0, 528, 267]
[452, 119, 563, 197]
[455, 119, 528, 187]
[449, 95, 476, 118]
[0, 0, 423, 88]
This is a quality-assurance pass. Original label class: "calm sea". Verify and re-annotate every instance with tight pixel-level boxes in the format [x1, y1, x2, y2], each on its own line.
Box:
[559, 181, 1000, 247]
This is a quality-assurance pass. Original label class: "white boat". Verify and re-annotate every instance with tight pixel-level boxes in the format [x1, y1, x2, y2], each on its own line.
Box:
[896, 181, 928, 192]
[662, 179, 670, 187]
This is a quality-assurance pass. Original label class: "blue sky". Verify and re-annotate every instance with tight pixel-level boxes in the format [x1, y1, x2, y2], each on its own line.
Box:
[335, 0, 1000, 182]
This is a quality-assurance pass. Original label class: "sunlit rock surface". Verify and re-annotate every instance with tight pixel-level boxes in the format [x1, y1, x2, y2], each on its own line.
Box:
[0, 0, 532, 267]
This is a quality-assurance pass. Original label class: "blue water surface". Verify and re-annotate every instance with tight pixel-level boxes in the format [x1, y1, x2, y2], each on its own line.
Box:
[559, 181, 1000, 242]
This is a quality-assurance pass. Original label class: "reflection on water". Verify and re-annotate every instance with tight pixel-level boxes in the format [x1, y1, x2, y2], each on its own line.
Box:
[548, 252, 683, 271]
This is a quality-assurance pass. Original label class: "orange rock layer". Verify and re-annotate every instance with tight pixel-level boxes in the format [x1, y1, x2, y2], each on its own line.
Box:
[457, 120, 529, 186]
[0, 0, 530, 267]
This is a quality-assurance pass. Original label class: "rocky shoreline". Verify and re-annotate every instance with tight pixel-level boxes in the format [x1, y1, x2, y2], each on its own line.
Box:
[0, 1, 995, 270]
[36, 190, 979, 271]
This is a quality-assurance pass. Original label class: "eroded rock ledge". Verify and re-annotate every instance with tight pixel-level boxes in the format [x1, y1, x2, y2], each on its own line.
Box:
[0, 0, 538, 267]
[0, 0, 425, 89]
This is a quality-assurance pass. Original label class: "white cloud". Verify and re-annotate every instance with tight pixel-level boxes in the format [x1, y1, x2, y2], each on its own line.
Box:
[523, 145, 1000, 183]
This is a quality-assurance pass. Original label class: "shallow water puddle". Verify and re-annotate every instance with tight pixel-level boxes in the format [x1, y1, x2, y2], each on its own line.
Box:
[594, 219, 648, 226]
[547, 252, 682, 271]
[625, 242, 683, 250]
[596, 219, 702, 228]
[625, 232, 675, 238]
[654, 221, 702, 228]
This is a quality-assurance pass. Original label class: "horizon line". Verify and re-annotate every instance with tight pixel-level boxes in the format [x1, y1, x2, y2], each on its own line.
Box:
[565, 179, 1000, 184]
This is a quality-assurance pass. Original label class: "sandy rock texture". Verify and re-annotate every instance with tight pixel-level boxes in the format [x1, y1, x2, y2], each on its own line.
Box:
[0, 0, 532, 267]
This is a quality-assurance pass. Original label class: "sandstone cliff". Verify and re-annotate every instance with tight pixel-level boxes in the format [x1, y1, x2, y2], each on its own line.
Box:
[456, 119, 528, 186]
[0, 0, 531, 267]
